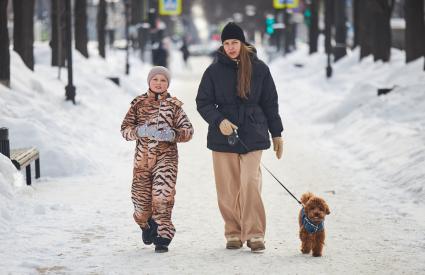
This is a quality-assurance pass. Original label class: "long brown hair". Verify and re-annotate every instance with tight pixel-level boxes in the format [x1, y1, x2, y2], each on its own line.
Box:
[237, 44, 255, 99]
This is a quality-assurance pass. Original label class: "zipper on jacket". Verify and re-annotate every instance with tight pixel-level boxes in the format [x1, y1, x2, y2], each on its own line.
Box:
[156, 101, 162, 130]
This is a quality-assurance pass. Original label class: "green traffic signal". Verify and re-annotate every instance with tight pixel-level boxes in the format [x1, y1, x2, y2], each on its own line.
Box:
[266, 17, 275, 35]
[304, 8, 312, 27]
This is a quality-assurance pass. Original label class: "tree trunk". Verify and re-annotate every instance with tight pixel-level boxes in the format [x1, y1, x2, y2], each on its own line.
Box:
[353, 0, 360, 48]
[333, 0, 347, 61]
[13, 0, 35, 70]
[0, 0, 10, 87]
[97, 0, 107, 58]
[131, 0, 144, 25]
[50, 0, 66, 67]
[405, 0, 425, 63]
[359, 0, 373, 59]
[75, 0, 89, 58]
[370, 0, 393, 62]
[308, 0, 319, 54]
[132, 0, 147, 59]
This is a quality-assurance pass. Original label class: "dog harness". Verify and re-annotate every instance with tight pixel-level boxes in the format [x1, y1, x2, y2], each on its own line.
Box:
[301, 208, 324, 233]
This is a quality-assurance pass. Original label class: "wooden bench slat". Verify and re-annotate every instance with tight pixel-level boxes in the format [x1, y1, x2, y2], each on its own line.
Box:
[11, 147, 39, 169]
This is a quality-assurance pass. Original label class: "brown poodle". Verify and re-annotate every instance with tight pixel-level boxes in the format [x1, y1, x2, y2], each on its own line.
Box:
[298, 192, 330, 257]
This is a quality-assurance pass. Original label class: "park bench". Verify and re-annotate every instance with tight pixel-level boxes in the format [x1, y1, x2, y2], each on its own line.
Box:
[0, 128, 41, 185]
[10, 147, 40, 185]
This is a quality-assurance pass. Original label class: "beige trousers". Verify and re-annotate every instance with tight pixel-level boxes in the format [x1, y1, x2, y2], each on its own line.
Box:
[212, 150, 266, 242]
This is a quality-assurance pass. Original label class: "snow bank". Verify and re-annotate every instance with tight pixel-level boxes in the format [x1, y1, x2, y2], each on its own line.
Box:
[272, 46, 425, 204]
[0, 154, 25, 232]
[0, 45, 151, 178]
[326, 78, 425, 203]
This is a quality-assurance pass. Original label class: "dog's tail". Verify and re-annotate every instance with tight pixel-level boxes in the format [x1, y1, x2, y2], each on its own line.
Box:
[300, 192, 314, 205]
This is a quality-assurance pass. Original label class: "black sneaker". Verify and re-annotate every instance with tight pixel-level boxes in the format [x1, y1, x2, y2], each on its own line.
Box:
[154, 245, 169, 253]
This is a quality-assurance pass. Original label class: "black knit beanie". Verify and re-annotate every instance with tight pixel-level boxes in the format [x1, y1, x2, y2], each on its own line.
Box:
[221, 22, 246, 44]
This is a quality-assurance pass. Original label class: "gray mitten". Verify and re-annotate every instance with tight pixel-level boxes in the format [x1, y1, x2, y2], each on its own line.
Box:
[154, 127, 176, 142]
[137, 124, 175, 142]
[137, 124, 158, 138]
[137, 124, 149, 138]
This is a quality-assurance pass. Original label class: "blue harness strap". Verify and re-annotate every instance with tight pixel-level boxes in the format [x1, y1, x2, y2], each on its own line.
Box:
[301, 208, 324, 234]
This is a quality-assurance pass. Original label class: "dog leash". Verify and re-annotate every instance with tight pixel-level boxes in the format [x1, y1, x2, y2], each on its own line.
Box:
[229, 130, 303, 205]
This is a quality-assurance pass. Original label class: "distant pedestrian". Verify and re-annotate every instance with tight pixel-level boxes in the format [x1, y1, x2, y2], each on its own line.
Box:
[121, 66, 194, 253]
[180, 40, 190, 67]
[152, 42, 168, 68]
[196, 22, 284, 252]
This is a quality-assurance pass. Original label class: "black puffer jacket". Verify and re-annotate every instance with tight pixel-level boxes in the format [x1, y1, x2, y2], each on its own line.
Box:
[196, 47, 283, 153]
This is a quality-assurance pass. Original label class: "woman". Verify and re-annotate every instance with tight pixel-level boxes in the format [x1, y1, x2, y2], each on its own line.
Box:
[196, 22, 283, 252]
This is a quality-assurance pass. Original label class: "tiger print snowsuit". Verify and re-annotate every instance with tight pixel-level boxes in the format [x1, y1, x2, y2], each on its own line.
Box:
[121, 90, 193, 242]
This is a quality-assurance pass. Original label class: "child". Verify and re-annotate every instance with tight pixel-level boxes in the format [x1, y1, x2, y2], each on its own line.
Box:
[121, 66, 193, 253]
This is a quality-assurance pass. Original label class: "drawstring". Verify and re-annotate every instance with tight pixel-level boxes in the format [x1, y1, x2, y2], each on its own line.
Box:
[229, 129, 303, 205]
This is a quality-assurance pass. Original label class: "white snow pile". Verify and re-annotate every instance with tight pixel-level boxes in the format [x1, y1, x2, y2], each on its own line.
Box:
[0, 153, 25, 232]
[0, 44, 151, 228]
[271, 45, 425, 204]
[0, 45, 149, 178]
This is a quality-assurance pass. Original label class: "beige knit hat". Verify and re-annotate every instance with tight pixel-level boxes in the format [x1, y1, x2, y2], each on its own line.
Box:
[147, 66, 171, 87]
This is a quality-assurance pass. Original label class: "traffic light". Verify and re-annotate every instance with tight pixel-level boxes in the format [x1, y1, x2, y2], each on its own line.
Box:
[266, 16, 275, 35]
[304, 7, 312, 27]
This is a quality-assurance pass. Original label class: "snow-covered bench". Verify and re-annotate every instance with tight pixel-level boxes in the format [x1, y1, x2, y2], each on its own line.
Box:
[0, 127, 40, 185]
[10, 147, 40, 185]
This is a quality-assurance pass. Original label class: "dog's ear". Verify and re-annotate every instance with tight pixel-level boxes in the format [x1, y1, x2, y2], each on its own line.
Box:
[325, 204, 331, 215]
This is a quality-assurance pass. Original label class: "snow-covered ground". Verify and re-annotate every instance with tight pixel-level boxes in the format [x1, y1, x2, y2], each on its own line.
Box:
[0, 42, 424, 274]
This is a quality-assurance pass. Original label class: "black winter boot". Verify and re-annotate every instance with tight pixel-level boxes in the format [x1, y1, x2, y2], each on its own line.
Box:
[154, 236, 171, 253]
[141, 218, 158, 245]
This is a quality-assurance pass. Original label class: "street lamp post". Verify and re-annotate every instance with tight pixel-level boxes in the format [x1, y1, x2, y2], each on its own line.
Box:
[324, 0, 333, 78]
[64, 0, 76, 104]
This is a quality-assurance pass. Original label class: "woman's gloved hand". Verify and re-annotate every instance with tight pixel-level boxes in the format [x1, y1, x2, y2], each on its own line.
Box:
[219, 119, 238, 136]
[272, 137, 283, 159]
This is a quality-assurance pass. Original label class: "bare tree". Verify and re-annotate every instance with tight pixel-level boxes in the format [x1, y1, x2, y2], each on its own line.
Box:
[358, 0, 393, 62]
[359, 0, 373, 59]
[333, 0, 347, 61]
[130, 0, 148, 60]
[13, 0, 35, 70]
[97, 0, 107, 58]
[75, 0, 89, 58]
[307, 0, 319, 54]
[50, 0, 66, 66]
[370, 0, 394, 62]
[131, 0, 144, 25]
[0, 0, 10, 87]
[405, 0, 425, 63]
[353, 0, 360, 48]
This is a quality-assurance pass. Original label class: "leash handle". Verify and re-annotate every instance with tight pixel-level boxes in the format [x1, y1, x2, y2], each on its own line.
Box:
[232, 130, 302, 206]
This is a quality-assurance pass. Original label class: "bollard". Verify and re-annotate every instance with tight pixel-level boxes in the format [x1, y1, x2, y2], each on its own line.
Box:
[0, 127, 10, 158]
